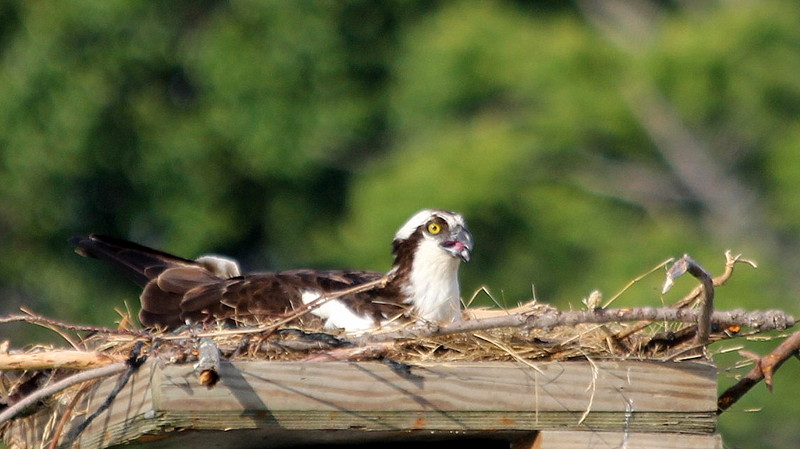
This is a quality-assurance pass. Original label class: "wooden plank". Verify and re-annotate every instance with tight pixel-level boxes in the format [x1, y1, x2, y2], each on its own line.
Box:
[2, 359, 719, 449]
[153, 360, 717, 414]
[533, 430, 723, 449]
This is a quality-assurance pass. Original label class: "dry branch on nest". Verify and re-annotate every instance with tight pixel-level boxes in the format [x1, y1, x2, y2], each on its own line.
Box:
[194, 337, 221, 387]
[0, 351, 125, 371]
[717, 327, 800, 413]
[0, 362, 129, 426]
[357, 307, 794, 345]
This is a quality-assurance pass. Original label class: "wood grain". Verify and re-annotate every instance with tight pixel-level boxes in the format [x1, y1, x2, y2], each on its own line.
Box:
[1, 359, 719, 449]
[534, 430, 723, 449]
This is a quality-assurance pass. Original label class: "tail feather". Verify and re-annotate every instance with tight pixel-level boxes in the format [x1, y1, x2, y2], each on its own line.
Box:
[70, 235, 198, 287]
[71, 235, 218, 329]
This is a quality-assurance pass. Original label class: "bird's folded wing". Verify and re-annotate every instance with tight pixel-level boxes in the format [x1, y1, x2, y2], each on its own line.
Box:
[142, 267, 392, 328]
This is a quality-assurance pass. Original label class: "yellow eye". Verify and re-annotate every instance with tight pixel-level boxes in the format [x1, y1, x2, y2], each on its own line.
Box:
[427, 222, 442, 234]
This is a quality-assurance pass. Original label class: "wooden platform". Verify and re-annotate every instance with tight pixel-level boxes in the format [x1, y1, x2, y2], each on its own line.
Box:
[2, 359, 721, 449]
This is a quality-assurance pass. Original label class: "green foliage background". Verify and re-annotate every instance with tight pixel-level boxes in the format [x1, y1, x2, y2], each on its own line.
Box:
[1, 1, 798, 447]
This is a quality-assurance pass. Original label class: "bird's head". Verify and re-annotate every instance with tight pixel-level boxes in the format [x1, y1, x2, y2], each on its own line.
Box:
[388, 209, 473, 323]
[392, 209, 473, 264]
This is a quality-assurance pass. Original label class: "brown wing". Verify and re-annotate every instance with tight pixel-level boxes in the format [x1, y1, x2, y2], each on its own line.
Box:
[72, 235, 403, 330]
[174, 269, 402, 328]
[137, 266, 221, 328]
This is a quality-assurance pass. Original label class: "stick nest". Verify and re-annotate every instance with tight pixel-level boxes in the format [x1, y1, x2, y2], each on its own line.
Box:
[1, 251, 795, 422]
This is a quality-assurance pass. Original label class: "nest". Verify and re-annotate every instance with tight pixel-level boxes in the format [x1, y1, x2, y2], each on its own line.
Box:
[1, 251, 796, 432]
[73, 302, 718, 366]
[0, 299, 747, 409]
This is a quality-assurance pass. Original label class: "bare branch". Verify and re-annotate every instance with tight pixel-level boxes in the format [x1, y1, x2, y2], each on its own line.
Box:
[0, 362, 128, 426]
[0, 351, 126, 371]
[58, 342, 147, 448]
[194, 337, 221, 387]
[662, 254, 715, 346]
[615, 250, 756, 341]
[717, 328, 800, 414]
[356, 308, 795, 344]
[0, 313, 147, 338]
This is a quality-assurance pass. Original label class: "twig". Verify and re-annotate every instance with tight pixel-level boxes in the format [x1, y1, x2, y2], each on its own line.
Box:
[257, 329, 351, 354]
[0, 363, 128, 426]
[615, 251, 755, 341]
[258, 275, 392, 329]
[156, 275, 393, 341]
[301, 341, 396, 362]
[602, 258, 673, 309]
[19, 308, 81, 350]
[194, 338, 221, 387]
[47, 384, 92, 449]
[717, 328, 800, 414]
[0, 313, 149, 338]
[662, 254, 715, 346]
[472, 333, 544, 374]
[58, 342, 147, 448]
[672, 251, 757, 309]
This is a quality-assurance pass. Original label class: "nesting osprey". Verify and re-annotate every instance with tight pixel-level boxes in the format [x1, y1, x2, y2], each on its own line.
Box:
[71, 209, 473, 332]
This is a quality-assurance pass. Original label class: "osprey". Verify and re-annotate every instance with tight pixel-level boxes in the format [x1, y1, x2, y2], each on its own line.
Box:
[71, 209, 473, 332]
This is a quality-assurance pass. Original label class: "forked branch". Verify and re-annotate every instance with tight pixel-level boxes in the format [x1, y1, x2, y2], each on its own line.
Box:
[717, 328, 800, 414]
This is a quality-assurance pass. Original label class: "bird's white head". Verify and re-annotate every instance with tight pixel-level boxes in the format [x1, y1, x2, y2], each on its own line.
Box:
[390, 209, 473, 323]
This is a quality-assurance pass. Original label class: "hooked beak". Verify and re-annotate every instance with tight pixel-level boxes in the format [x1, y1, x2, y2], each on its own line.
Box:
[440, 226, 474, 262]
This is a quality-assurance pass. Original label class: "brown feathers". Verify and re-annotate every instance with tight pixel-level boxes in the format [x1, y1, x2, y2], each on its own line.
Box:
[73, 235, 396, 329]
[71, 210, 472, 331]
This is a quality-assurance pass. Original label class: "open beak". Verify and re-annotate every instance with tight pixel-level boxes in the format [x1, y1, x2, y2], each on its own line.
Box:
[440, 226, 474, 262]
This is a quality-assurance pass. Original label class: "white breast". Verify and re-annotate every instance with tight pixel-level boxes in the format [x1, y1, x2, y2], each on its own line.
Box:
[301, 291, 377, 331]
[401, 239, 463, 323]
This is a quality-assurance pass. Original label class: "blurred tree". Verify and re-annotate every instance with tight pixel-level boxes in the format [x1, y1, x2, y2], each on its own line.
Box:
[0, 0, 416, 331]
